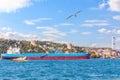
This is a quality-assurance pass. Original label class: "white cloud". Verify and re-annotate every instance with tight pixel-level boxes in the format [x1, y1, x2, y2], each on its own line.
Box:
[0, 31, 38, 40]
[98, 28, 106, 33]
[89, 43, 97, 47]
[0, 26, 40, 40]
[24, 20, 34, 25]
[54, 23, 74, 27]
[36, 26, 66, 40]
[69, 29, 78, 34]
[0, 26, 66, 41]
[82, 19, 109, 27]
[91, 43, 111, 48]
[113, 15, 120, 20]
[0, 27, 12, 31]
[99, 3, 107, 9]
[98, 0, 120, 12]
[60, 23, 74, 26]
[98, 28, 120, 34]
[108, 0, 120, 12]
[82, 23, 109, 27]
[0, 0, 31, 13]
[99, 0, 108, 9]
[24, 18, 52, 25]
[85, 20, 107, 23]
[36, 26, 56, 31]
[91, 0, 107, 10]
[111, 26, 120, 28]
[0, 26, 68, 41]
[81, 32, 91, 35]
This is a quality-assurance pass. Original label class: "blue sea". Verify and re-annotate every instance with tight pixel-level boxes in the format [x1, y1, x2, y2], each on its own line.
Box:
[0, 59, 120, 80]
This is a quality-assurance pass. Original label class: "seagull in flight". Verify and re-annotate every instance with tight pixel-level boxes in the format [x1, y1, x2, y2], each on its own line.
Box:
[66, 10, 82, 20]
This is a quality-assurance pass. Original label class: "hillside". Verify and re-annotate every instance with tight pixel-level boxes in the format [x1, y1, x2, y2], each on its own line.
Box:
[0, 38, 85, 54]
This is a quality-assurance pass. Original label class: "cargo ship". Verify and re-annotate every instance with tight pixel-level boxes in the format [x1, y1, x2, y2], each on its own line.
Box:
[1, 53, 89, 60]
[1, 46, 90, 60]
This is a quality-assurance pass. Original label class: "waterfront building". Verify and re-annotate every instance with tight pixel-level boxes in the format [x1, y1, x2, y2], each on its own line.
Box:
[7, 46, 20, 54]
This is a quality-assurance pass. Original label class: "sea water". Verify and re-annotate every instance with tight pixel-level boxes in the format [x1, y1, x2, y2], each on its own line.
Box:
[0, 59, 120, 80]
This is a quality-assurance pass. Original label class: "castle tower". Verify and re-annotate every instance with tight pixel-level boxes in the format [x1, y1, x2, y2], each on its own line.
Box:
[112, 36, 116, 50]
[66, 43, 72, 49]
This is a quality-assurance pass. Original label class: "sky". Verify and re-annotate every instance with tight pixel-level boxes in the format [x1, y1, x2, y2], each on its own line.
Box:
[0, 0, 120, 49]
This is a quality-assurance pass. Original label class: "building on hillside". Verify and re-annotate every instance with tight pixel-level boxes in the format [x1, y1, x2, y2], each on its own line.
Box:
[66, 43, 72, 49]
[7, 46, 20, 54]
[102, 49, 111, 58]
[31, 40, 37, 46]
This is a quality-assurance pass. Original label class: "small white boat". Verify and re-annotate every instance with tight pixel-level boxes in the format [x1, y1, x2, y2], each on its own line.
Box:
[12, 57, 28, 62]
[12, 59, 28, 62]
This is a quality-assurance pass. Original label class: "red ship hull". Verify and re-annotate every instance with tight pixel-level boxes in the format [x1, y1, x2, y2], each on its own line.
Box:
[27, 56, 89, 60]
[1, 53, 90, 60]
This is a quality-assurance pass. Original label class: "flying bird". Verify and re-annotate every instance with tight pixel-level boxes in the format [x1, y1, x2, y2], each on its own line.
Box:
[66, 10, 82, 20]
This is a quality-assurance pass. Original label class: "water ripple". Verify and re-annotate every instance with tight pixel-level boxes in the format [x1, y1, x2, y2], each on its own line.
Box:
[0, 59, 120, 80]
